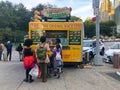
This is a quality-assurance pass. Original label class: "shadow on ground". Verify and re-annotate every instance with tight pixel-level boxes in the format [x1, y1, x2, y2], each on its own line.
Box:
[106, 72, 120, 81]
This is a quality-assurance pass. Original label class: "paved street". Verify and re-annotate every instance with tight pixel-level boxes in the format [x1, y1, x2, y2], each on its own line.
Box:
[0, 47, 120, 90]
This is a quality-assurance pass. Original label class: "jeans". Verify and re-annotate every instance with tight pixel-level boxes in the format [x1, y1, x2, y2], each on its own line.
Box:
[0, 51, 2, 60]
[7, 50, 12, 60]
[19, 51, 23, 60]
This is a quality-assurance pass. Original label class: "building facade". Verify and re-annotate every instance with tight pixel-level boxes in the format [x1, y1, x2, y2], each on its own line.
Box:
[100, 0, 114, 21]
[114, 0, 120, 33]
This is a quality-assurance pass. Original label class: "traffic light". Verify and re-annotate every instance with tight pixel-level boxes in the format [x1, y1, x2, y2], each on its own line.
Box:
[34, 10, 41, 22]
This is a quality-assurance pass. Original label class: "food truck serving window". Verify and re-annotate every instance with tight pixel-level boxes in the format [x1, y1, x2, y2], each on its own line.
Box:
[46, 30, 68, 46]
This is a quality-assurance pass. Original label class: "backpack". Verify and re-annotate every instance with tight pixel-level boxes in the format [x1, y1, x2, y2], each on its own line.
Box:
[37, 44, 46, 60]
[55, 51, 62, 60]
[17, 46, 23, 51]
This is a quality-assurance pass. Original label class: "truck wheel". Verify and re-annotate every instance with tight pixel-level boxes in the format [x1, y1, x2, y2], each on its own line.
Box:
[89, 52, 94, 61]
[100, 48, 104, 56]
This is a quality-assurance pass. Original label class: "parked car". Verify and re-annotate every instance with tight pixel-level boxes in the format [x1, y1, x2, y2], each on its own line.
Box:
[83, 39, 105, 61]
[104, 43, 120, 63]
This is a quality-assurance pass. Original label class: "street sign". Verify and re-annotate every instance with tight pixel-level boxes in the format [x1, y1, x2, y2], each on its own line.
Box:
[92, 0, 100, 9]
[93, 0, 99, 15]
[93, 8, 99, 15]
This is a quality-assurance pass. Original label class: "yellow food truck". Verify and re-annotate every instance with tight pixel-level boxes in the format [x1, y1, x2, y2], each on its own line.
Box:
[28, 8, 83, 65]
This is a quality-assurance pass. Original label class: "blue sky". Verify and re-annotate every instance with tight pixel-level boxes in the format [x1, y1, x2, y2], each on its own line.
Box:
[0, 0, 113, 21]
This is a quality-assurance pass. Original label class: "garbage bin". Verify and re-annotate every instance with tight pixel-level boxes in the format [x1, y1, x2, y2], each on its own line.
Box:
[113, 53, 120, 68]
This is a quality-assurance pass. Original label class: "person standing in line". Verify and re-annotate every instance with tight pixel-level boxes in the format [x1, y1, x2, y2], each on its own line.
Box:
[53, 44, 62, 78]
[23, 39, 36, 83]
[36, 36, 50, 82]
[1, 42, 6, 61]
[56, 38, 62, 49]
[16, 43, 23, 61]
[5, 41, 12, 61]
[54, 38, 63, 72]
[0, 41, 4, 61]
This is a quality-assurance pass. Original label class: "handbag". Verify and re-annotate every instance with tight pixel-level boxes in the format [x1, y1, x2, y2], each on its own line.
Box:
[29, 64, 41, 78]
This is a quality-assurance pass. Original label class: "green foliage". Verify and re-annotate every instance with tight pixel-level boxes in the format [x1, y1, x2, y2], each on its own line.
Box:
[84, 19, 95, 38]
[84, 19, 116, 38]
[0, 1, 30, 42]
[100, 20, 116, 37]
[0, 1, 30, 30]
[71, 16, 82, 22]
[0, 28, 26, 43]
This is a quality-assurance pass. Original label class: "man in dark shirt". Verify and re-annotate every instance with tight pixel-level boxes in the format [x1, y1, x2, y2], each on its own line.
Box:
[5, 41, 12, 61]
[16, 43, 23, 61]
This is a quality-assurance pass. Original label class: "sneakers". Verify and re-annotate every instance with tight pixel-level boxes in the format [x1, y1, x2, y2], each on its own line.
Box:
[29, 79, 34, 83]
[42, 78, 47, 82]
[23, 79, 34, 83]
[23, 79, 28, 82]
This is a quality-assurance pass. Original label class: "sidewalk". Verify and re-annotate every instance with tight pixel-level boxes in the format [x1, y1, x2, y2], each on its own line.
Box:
[0, 47, 120, 90]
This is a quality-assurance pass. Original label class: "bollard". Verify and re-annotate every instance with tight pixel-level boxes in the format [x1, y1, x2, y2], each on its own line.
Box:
[87, 52, 89, 63]
[113, 53, 120, 69]
[84, 52, 90, 63]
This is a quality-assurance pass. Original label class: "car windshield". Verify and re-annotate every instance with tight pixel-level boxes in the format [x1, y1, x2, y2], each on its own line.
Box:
[111, 43, 120, 49]
[83, 41, 94, 47]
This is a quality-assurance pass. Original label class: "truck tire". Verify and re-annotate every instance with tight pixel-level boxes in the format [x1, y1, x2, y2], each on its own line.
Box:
[100, 48, 105, 56]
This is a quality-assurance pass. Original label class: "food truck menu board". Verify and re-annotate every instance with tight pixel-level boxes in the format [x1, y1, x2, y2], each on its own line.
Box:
[69, 30, 81, 45]
[31, 30, 42, 44]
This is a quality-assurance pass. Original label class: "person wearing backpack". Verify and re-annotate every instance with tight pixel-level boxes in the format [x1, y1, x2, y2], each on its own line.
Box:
[36, 36, 50, 82]
[53, 38, 63, 72]
[16, 43, 23, 61]
[53, 44, 62, 78]
[53, 38, 62, 50]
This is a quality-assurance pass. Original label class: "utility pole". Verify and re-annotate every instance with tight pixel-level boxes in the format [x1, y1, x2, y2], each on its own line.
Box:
[93, 0, 103, 65]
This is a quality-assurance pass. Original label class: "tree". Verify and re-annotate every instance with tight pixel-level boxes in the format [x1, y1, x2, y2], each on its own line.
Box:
[84, 19, 95, 38]
[100, 20, 116, 37]
[71, 16, 82, 22]
[84, 19, 116, 38]
[0, 1, 30, 42]
[14, 3, 30, 32]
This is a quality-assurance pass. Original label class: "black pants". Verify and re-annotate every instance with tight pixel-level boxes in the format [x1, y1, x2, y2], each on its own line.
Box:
[7, 50, 12, 60]
[26, 68, 32, 81]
